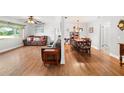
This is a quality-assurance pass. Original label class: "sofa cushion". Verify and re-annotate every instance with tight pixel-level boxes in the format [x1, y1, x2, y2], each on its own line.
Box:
[52, 39, 61, 48]
[34, 37, 40, 41]
[24, 36, 47, 46]
[27, 37, 34, 42]
[55, 39, 61, 48]
[27, 37, 31, 42]
[40, 36, 45, 42]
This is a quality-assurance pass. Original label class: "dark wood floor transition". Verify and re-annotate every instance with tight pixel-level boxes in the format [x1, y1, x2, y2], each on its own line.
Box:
[0, 45, 124, 76]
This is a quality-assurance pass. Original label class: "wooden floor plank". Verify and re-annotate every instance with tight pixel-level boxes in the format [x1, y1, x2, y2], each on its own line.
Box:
[0, 45, 124, 76]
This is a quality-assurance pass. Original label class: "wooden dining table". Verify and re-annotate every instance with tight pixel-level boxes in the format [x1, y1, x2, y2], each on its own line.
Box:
[74, 38, 87, 42]
[72, 38, 91, 55]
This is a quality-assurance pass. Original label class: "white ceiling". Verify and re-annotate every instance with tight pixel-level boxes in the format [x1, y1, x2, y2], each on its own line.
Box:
[64, 16, 99, 24]
[10, 16, 60, 23]
[6, 16, 99, 24]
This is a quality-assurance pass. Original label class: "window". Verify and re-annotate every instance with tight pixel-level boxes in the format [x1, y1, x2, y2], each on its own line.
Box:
[35, 24, 44, 33]
[0, 21, 24, 38]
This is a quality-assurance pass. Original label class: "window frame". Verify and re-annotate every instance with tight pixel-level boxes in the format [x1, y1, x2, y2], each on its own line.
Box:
[0, 21, 24, 38]
[35, 24, 44, 34]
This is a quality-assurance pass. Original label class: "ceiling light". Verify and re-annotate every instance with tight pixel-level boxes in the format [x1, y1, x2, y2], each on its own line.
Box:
[25, 16, 42, 24]
[73, 19, 80, 32]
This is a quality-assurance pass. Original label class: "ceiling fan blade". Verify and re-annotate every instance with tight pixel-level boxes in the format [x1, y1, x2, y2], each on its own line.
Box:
[24, 21, 28, 23]
[37, 21, 45, 24]
[22, 16, 45, 24]
[34, 22, 37, 24]
[37, 21, 41, 23]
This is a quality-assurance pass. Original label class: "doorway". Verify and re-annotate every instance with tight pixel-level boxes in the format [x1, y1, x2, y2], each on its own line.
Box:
[100, 22, 111, 55]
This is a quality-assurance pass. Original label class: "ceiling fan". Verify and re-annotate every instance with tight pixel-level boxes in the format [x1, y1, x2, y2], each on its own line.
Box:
[25, 16, 43, 24]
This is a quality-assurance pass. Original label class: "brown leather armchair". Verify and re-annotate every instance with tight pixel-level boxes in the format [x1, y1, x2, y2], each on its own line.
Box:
[41, 39, 61, 65]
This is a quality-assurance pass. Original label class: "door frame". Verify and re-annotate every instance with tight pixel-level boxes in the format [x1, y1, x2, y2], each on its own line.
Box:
[99, 22, 110, 55]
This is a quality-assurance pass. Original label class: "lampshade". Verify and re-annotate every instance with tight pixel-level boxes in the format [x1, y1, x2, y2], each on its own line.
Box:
[118, 20, 124, 31]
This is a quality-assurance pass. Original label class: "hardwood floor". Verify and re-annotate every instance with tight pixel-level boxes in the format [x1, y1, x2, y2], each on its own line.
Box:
[0, 45, 124, 76]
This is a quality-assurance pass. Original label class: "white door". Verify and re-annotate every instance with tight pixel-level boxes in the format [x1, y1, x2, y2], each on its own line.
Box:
[100, 22, 110, 55]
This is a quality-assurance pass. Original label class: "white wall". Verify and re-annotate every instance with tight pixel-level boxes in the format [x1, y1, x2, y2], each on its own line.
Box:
[87, 21, 101, 49]
[0, 16, 61, 53]
[0, 17, 30, 53]
[64, 22, 88, 38]
[44, 22, 59, 43]
[105, 16, 124, 58]
[31, 16, 64, 64]
[30, 17, 61, 44]
[86, 16, 124, 59]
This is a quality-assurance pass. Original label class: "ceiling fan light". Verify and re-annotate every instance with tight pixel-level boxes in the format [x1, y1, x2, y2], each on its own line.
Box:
[26, 16, 42, 24]
[30, 21, 34, 24]
[27, 20, 34, 24]
[28, 20, 31, 23]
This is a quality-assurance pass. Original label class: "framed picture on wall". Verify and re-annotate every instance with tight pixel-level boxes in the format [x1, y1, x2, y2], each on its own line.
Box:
[89, 27, 94, 33]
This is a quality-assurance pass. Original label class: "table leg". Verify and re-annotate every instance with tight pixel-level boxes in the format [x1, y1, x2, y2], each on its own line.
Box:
[120, 56, 123, 66]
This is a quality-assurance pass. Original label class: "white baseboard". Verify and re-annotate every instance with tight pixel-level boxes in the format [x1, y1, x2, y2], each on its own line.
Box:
[91, 45, 99, 50]
[0, 44, 23, 53]
[109, 53, 119, 59]
[92, 45, 120, 60]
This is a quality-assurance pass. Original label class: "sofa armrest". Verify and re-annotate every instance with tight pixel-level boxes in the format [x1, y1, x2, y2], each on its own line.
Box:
[23, 39, 27, 46]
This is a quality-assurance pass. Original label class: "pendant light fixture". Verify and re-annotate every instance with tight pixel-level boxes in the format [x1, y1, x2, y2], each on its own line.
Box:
[73, 17, 80, 32]
[25, 16, 42, 24]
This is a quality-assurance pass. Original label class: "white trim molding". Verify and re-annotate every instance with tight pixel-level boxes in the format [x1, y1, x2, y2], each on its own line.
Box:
[0, 44, 23, 53]
[91, 45, 99, 50]
[109, 53, 119, 60]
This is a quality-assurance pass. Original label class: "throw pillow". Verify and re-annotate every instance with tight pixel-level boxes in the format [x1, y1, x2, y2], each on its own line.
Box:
[40, 37, 44, 42]
[27, 37, 31, 42]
